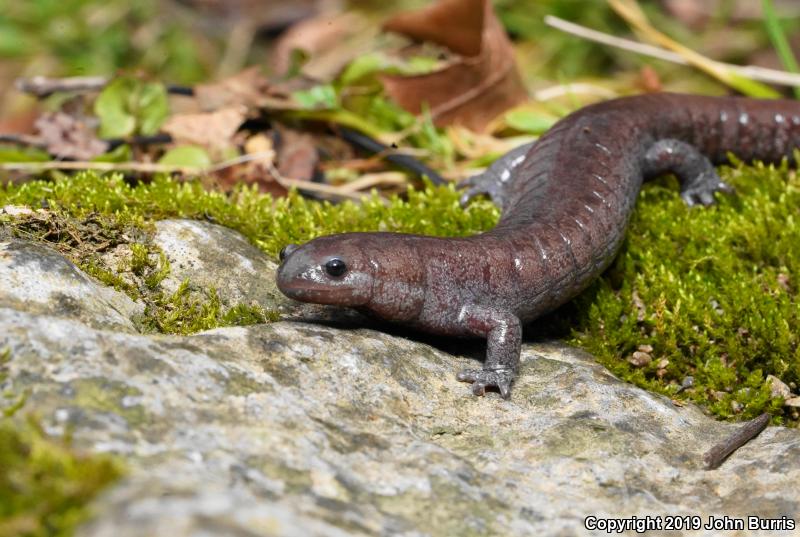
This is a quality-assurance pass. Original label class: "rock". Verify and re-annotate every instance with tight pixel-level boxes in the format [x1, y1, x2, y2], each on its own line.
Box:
[153, 219, 285, 308]
[2, 220, 800, 536]
[0, 238, 142, 332]
[767, 375, 793, 399]
[2, 204, 37, 217]
[627, 350, 652, 367]
[152, 219, 365, 324]
[785, 397, 800, 408]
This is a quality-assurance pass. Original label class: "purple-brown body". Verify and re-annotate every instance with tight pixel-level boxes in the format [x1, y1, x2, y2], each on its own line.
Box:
[277, 93, 800, 398]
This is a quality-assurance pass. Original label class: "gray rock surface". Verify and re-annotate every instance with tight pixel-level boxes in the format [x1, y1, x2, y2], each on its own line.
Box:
[1, 219, 799, 537]
[153, 219, 285, 308]
[0, 238, 142, 332]
[152, 219, 363, 323]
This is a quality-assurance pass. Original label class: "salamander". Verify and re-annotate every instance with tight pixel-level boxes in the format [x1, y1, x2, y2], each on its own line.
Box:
[276, 93, 800, 399]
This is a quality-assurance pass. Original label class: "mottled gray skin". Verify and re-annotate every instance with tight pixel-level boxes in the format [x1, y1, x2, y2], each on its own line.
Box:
[277, 93, 800, 399]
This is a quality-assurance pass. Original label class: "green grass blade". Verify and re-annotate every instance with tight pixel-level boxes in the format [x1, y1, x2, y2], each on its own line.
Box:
[762, 0, 800, 99]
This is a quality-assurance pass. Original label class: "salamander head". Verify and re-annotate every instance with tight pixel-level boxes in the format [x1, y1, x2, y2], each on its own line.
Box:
[276, 233, 426, 321]
[276, 234, 373, 306]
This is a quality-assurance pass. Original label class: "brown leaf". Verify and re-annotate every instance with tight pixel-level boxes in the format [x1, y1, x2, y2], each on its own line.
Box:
[34, 111, 108, 160]
[194, 67, 287, 112]
[380, 0, 528, 131]
[161, 106, 248, 151]
[271, 12, 374, 80]
[275, 125, 318, 182]
[214, 133, 288, 196]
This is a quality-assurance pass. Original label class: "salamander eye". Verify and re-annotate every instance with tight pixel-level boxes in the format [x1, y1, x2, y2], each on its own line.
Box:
[324, 258, 347, 277]
[279, 246, 288, 261]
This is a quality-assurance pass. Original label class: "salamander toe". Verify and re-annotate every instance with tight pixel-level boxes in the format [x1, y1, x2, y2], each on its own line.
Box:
[456, 367, 515, 399]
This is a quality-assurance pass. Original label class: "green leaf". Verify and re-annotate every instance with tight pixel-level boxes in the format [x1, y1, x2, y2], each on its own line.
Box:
[94, 78, 170, 138]
[95, 78, 138, 139]
[136, 82, 169, 135]
[0, 24, 30, 57]
[339, 54, 387, 85]
[92, 144, 132, 163]
[158, 146, 211, 168]
[292, 84, 338, 110]
[0, 147, 50, 163]
[402, 56, 440, 75]
[504, 109, 558, 134]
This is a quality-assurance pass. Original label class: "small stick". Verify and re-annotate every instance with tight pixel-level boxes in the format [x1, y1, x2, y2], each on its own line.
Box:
[0, 134, 47, 148]
[14, 76, 194, 97]
[544, 15, 800, 89]
[15, 75, 109, 97]
[0, 160, 202, 174]
[703, 413, 771, 470]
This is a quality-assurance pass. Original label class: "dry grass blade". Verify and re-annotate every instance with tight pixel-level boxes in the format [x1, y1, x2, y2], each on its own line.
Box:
[0, 161, 203, 174]
[0, 157, 367, 202]
[336, 172, 408, 193]
[545, 15, 800, 89]
[607, 0, 780, 97]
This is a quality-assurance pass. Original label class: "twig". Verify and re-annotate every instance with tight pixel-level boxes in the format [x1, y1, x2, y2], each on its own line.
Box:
[0, 160, 202, 174]
[703, 413, 771, 470]
[209, 150, 367, 201]
[0, 134, 47, 148]
[533, 83, 618, 102]
[544, 15, 800, 89]
[0, 155, 368, 201]
[206, 151, 275, 173]
[14, 75, 194, 97]
[15, 76, 109, 97]
[337, 172, 407, 192]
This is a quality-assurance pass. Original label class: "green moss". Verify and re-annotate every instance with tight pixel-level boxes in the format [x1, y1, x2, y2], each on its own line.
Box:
[0, 193, 281, 335]
[2, 167, 798, 424]
[71, 378, 146, 427]
[566, 158, 800, 424]
[0, 352, 123, 537]
[0, 171, 499, 256]
[221, 303, 281, 326]
[0, 417, 122, 537]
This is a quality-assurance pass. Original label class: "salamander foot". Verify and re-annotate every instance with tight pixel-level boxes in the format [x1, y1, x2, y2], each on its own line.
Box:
[643, 138, 734, 207]
[456, 367, 515, 399]
[458, 141, 535, 210]
[680, 172, 734, 207]
[459, 172, 509, 210]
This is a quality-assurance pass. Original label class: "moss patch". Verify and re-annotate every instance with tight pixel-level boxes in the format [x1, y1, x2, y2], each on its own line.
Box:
[0, 194, 282, 335]
[1, 167, 799, 424]
[0, 350, 123, 537]
[0, 417, 122, 537]
[564, 158, 799, 424]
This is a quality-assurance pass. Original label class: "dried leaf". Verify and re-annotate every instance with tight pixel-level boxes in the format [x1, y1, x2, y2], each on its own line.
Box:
[194, 67, 287, 112]
[214, 133, 287, 196]
[271, 13, 375, 80]
[34, 111, 108, 160]
[275, 126, 318, 182]
[380, 0, 528, 131]
[161, 107, 247, 151]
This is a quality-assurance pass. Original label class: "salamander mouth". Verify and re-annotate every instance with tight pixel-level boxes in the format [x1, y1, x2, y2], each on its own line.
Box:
[278, 282, 361, 304]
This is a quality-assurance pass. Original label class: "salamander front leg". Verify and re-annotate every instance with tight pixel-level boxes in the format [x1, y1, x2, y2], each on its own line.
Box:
[455, 304, 521, 399]
[643, 139, 734, 206]
[459, 142, 535, 211]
